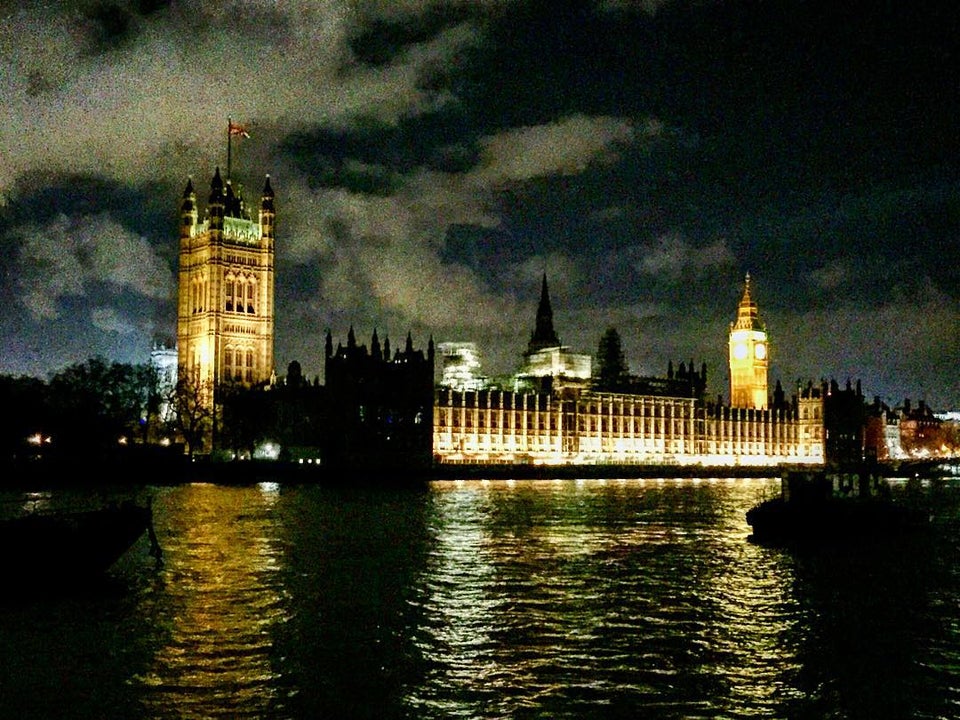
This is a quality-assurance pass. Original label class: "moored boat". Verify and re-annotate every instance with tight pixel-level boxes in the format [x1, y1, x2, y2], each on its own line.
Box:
[746, 464, 930, 546]
[0, 499, 162, 586]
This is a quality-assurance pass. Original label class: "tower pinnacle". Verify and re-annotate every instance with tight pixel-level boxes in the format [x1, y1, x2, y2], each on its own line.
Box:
[528, 273, 560, 354]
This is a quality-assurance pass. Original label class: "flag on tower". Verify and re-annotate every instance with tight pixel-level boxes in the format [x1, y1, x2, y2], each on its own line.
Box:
[228, 121, 250, 138]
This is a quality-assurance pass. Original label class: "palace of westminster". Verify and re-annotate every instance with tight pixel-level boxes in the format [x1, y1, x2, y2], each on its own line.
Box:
[168, 159, 946, 470]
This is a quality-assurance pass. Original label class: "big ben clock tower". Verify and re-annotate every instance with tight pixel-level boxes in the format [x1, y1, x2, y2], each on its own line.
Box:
[728, 273, 768, 409]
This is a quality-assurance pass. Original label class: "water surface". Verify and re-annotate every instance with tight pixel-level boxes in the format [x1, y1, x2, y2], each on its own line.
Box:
[1, 476, 958, 719]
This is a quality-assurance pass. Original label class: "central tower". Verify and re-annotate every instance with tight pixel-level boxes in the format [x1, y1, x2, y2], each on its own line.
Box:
[728, 273, 768, 409]
[176, 143, 275, 406]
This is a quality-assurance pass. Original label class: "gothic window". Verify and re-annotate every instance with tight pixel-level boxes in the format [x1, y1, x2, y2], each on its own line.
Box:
[225, 279, 235, 312]
[245, 350, 254, 383]
[224, 349, 233, 379]
[246, 279, 256, 314]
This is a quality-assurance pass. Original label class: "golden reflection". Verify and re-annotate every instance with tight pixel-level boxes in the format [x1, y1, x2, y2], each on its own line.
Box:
[420, 478, 804, 715]
[696, 485, 805, 708]
[135, 483, 289, 717]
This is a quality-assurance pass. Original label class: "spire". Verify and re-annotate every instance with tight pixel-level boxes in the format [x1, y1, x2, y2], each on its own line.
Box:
[261, 174, 274, 212]
[180, 177, 196, 213]
[209, 166, 224, 204]
[733, 272, 763, 331]
[527, 273, 560, 354]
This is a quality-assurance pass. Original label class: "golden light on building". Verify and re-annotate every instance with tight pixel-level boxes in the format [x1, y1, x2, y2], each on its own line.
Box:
[432, 273, 825, 468]
[176, 124, 275, 417]
[728, 273, 769, 410]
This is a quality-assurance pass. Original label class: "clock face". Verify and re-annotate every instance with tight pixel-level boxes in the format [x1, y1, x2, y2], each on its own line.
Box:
[733, 342, 748, 360]
[754, 343, 767, 360]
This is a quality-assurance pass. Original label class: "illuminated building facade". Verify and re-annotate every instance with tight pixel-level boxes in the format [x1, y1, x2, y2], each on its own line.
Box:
[728, 273, 768, 409]
[438, 342, 486, 391]
[176, 167, 276, 405]
[435, 384, 823, 467]
[433, 275, 825, 467]
[149, 341, 178, 422]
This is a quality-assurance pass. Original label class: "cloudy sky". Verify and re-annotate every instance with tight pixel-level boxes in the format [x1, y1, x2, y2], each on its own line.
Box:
[1, 0, 958, 409]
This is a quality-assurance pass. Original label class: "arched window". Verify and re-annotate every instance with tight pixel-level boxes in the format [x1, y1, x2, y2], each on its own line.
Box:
[245, 350, 254, 383]
[225, 278, 235, 312]
[246, 279, 256, 314]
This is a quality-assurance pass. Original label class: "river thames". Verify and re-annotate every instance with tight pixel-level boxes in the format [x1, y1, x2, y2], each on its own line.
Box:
[1, 475, 959, 719]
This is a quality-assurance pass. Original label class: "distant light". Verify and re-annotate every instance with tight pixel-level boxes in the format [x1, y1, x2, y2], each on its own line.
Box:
[253, 440, 281, 460]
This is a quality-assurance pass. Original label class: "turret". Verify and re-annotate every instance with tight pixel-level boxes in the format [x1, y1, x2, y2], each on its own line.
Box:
[208, 166, 225, 231]
[259, 175, 275, 250]
[180, 177, 197, 244]
[224, 180, 244, 219]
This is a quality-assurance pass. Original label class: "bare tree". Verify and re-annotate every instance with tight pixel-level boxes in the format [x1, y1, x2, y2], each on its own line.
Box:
[171, 368, 214, 459]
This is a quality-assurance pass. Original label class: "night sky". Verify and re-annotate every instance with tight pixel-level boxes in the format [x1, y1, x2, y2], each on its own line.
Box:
[2, 1, 958, 409]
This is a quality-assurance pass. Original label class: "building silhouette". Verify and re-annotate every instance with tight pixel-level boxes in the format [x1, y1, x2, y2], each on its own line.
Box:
[323, 328, 435, 471]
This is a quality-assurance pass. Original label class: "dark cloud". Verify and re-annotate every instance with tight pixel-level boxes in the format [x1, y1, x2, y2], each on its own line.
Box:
[0, 0, 957, 409]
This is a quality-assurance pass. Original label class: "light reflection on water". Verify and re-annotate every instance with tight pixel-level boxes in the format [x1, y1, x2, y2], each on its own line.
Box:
[135, 482, 291, 719]
[1, 476, 958, 719]
[406, 478, 808, 718]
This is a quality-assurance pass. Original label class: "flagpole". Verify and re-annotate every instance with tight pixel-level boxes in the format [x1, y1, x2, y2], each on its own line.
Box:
[227, 117, 233, 181]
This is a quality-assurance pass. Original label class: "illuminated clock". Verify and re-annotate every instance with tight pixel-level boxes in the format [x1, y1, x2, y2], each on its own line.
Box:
[754, 342, 767, 360]
[733, 342, 748, 360]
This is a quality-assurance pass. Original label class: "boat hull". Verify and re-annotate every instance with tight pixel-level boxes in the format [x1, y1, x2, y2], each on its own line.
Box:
[0, 502, 157, 585]
[746, 497, 927, 546]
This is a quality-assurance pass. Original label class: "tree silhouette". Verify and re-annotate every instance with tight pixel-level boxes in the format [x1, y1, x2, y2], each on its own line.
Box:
[595, 327, 629, 391]
[171, 368, 214, 458]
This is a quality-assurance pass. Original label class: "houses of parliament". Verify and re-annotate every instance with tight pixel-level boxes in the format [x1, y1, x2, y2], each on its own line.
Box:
[173, 151, 835, 470]
[432, 274, 825, 468]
